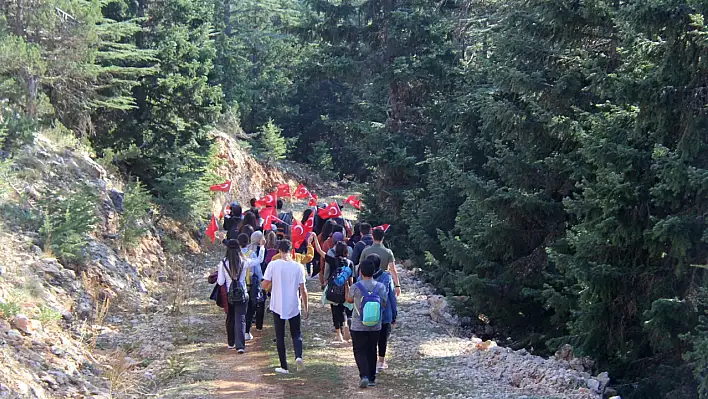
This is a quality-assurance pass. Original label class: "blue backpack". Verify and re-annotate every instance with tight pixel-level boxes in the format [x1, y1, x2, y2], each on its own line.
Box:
[355, 281, 383, 326]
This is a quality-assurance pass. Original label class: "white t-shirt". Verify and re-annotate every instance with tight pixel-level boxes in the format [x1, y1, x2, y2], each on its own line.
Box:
[264, 259, 307, 320]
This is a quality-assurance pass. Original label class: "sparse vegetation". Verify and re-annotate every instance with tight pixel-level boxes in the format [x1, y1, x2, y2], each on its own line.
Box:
[0, 301, 20, 319]
[39, 187, 99, 266]
[167, 354, 187, 378]
[38, 305, 62, 329]
[118, 178, 152, 249]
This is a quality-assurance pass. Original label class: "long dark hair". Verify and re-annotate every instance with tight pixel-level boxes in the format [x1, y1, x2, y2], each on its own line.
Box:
[242, 211, 259, 231]
[335, 241, 348, 267]
[301, 208, 313, 224]
[320, 219, 336, 240]
[225, 240, 243, 280]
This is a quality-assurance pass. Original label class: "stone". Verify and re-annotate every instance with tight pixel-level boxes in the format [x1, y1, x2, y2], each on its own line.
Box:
[6, 330, 22, 340]
[587, 378, 601, 393]
[554, 344, 573, 361]
[108, 189, 124, 212]
[596, 371, 610, 389]
[12, 314, 33, 334]
[0, 319, 10, 333]
[608, 396, 621, 399]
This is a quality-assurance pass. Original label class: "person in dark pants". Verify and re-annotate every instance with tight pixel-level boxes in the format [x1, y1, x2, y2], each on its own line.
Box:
[262, 240, 309, 374]
[366, 253, 397, 372]
[346, 259, 387, 388]
[217, 239, 264, 353]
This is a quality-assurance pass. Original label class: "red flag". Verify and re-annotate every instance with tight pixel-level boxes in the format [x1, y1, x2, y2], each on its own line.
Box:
[260, 206, 277, 220]
[205, 215, 218, 242]
[218, 209, 224, 219]
[373, 224, 390, 233]
[303, 211, 315, 234]
[255, 192, 277, 208]
[295, 184, 311, 199]
[318, 201, 342, 219]
[209, 180, 231, 192]
[277, 184, 292, 198]
[263, 214, 285, 229]
[291, 219, 307, 249]
[344, 195, 361, 210]
[308, 193, 318, 207]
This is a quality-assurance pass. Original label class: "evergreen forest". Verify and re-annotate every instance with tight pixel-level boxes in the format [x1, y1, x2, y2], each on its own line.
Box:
[1, 0, 707, 397]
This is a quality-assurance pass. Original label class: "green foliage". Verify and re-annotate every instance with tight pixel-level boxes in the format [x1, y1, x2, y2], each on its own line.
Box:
[38, 305, 62, 328]
[0, 301, 20, 319]
[307, 140, 333, 175]
[256, 119, 287, 162]
[0, 106, 37, 155]
[119, 179, 152, 248]
[685, 289, 708, 399]
[39, 187, 99, 265]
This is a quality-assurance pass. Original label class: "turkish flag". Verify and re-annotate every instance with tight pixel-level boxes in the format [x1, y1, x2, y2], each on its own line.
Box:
[263, 214, 285, 229]
[205, 215, 218, 242]
[255, 192, 277, 208]
[209, 180, 231, 192]
[373, 224, 390, 233]
[344, 195, 361, 210]
[260, 206, 277, 220]
[318, 201, 342, 219]
[308, 193, 318, 207]
[291, 219, 307, 249]
[303, 211, 314, 234]
[277, 184, 292, 198]
[295, 184, 311, 199]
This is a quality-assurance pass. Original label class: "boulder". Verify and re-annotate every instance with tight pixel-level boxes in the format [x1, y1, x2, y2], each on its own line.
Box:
[554, 344, 573, 361]
[12, 314, 33, 334]
[108, 189, 124, 212]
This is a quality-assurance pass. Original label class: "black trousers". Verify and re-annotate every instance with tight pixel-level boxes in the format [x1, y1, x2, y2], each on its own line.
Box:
[351, 330, 380, 381]
[245, 299, 265, 333]
[330, 303, 347, 330]
[273, 312, 303, 370]
[225, 301, 247, 349]
[378, 323, 391, 358]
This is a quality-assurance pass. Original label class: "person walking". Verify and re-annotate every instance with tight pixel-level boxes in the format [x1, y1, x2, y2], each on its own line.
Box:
[217, 239, 265, 353]
[366, 254, 397, 372]
[245, 231, 266, 340]
[346, 259, 387, 388]
[323, 242, 354, 342]
[360, 228, 401, 296]
[262, 240, 309, 374]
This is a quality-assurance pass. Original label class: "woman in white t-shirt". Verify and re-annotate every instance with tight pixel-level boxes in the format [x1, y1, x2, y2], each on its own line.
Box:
[217, 239, 264, 353]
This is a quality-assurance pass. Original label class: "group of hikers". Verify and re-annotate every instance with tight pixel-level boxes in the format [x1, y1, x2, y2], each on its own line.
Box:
[209, 196, 400, 388]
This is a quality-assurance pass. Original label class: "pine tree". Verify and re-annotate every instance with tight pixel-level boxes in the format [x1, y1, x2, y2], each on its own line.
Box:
[256, 119, 287, 162]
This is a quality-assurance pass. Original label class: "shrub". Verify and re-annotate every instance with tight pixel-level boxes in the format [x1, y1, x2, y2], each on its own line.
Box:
[38, 305, 62, 328]
[119, 178, 151, 249]
[39, 186, 99, 265]
[0, 107, 36, 157]
[0, 301, 20, 319]
[256, 119, 287, 162]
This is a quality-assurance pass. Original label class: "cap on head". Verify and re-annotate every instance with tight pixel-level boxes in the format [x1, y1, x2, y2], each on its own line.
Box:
[332, 232, 344, 242]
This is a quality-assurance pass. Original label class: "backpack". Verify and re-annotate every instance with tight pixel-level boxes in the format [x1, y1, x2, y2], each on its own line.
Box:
[355, 281, 383, 326]
[325, 259, 347, 304]
[225, 259, 249, 304]
[276, 212, 293, 239]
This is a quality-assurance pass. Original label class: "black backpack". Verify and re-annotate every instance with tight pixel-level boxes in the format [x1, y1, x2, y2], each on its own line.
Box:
[225, 260, 249, 304]
[276, 212, 293, 239]
[325, 260, 347, 304]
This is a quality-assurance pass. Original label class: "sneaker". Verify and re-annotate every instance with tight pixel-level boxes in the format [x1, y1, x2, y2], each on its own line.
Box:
[359, 377, 369, 388]
[376, 361, 384, 373]
[245, 333, 253, 341]
[381, 360, 389, 370]
[296, 358, 305, 372]
[227, 345, 235, 349]
[237, 349, 245, 354]
[275, 368, 289, 374]
[368, 380, 377, 387]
